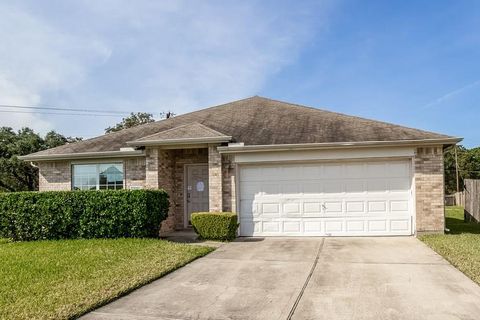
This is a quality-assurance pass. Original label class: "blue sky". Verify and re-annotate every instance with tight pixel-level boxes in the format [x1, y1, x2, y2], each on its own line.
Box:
[0, 0, 478, 147]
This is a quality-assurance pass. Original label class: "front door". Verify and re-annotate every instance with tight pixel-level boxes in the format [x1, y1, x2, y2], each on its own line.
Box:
[185, 164, 209, 226]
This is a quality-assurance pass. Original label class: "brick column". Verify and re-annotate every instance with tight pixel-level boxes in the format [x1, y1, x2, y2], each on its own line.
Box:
[146, 147, 176, 234]
[415, 146, 445, 234]
[208, 144, 223, 212]
[145, 147, 160, 189]
[158, 149, 175, 234]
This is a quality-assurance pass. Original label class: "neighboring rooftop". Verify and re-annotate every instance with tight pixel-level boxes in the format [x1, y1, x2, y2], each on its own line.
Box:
[23, 96, 458, 159]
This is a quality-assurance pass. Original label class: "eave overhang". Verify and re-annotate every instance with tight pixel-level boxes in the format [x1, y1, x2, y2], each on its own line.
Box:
[217, 137, 463, 154]
[18, 150, 145, 162]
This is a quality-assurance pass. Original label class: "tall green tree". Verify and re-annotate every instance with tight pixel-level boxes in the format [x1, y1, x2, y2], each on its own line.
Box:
[105, 112, 155, 133]
[104, 111, 175, 133]
[0, 127, 81, 192]
[444, 145, 480, 194]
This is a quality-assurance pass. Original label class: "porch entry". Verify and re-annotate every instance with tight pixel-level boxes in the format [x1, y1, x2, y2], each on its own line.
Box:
[185, 164, 209, 226]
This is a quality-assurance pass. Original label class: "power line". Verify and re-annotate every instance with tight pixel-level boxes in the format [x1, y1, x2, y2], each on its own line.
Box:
[0, 110, 124, 117]
[0, 103, 135, 114]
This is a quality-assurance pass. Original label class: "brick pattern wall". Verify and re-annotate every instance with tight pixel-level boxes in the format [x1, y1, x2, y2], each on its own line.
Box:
[145, 147, 160, 189]
[157, 149, 176, 234]
[124, 157, 146, 189]
[222, 154, 236, 212]
[38, 161, 71, 191]
[208, 144, 223, 212]
[415, 145, 445, 234]
[173, 149, 208, 229]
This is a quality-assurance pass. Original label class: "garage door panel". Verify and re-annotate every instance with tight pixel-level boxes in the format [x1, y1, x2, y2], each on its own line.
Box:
[303, 220, 322, 233]
[344, 180, 365, 193]
[390, 219, 410, 232]
[346, 201, 365, 213]
[301, 165, 322, 179]
[389, 178, 411, 191]
[390, 200, 409, 212]
[260, 203, 280, 216]
[367, 201, 387, 213]
[345, 163, 365, 178]
[324, 180, 343, 193]
[388, 162, 410, 177]
[367, 163, 387, 177]
[281, 183, 301, 194]
[283, 221, 301, 233]
[303, 182, 323, 193]
[325, 220, 344, 233]
[368, 220, 387, 232]
[303, 202, 322, 216]
[324, 201, 342, 213]
[366, 179, 387, 192]
[239, 160, 413, 236]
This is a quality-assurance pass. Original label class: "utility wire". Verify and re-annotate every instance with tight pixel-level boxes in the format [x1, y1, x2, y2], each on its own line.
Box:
[0, 110, 125, 117]
[0, 103, 136, 114]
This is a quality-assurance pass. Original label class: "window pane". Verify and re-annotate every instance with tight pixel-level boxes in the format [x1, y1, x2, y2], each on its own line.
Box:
[72, 163, 123, 191]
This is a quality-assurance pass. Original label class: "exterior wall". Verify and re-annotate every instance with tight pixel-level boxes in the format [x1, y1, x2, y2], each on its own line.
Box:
[222, 154, 236, 212]
[38, 161, 71, 191]
[208, 144, 223, 212]
[124, 157, 146, 189]
[415, 145, 445, 234]
[145, 148, 160, 189]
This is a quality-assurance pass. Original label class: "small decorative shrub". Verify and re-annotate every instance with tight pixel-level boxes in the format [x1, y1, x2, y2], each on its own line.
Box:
[0, 190, 169, 241]
[191, 212, 238, 241]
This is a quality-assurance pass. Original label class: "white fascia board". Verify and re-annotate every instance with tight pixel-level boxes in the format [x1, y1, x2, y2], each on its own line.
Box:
[218, 138, 462, 154]
[18, 150, 145, 161]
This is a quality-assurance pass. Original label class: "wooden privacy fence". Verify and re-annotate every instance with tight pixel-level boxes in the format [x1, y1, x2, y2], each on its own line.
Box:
[445, 191, 465, 207]
[464, 179, 480, 222]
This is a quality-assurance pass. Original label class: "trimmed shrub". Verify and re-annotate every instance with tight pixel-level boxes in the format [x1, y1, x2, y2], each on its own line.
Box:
[191, 212, 238, 241]
[0, 190, 169, 241]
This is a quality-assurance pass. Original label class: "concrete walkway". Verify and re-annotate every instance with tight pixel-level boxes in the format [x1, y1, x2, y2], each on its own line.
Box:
[82, 237, 480, 320]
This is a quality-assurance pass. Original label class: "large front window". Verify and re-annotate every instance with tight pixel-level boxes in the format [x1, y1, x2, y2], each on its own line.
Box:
[72, 163, 124, 190]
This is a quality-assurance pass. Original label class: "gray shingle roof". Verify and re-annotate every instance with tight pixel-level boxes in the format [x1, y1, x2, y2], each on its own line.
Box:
[25, 96, 457, 158]
[129, 122, 230, 145]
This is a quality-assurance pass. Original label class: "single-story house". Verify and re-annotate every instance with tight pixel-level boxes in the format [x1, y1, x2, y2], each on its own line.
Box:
[20, 96, 461, 237]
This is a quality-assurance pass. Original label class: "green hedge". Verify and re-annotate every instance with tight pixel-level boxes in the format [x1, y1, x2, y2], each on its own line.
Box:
[0, 190, 169, 241]
[191, 212, 238, 241]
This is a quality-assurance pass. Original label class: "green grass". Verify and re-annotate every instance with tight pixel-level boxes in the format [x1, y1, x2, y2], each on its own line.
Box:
[0, 238, 214, 320]
[420, 206, 480, 285]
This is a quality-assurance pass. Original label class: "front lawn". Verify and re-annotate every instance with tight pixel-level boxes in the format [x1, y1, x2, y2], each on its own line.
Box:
[0, 238, 213, 320]
[420, 206, 480, 285]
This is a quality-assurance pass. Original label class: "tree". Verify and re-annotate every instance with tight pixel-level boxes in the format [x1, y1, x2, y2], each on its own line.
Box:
[444, 145, 480, 194]
[0, 127, 81, 192]
[105, 112, 155, 133]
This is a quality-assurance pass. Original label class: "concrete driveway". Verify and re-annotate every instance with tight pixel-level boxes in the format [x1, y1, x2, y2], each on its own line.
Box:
[82, 237, 480, 320]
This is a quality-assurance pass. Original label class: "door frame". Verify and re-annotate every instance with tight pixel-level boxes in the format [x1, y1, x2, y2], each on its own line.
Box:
[183, 163, 209, 228]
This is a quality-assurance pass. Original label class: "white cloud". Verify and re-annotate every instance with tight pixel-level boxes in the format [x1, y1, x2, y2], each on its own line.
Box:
[0, 2, 111, 133]
[0, 1, 332, 136]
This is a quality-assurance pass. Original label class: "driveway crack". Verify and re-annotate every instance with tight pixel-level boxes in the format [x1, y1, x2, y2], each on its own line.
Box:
[285, 238, 325, 320]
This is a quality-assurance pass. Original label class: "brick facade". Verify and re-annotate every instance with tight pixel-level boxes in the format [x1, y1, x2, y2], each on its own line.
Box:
[36, 144, 446, 236]
[222, 154, 236, 212]
[208, 144, 223, 212]
[38, 161, 71, 191]
[415, 145, 445, 234]
[125, 157, 146, 189]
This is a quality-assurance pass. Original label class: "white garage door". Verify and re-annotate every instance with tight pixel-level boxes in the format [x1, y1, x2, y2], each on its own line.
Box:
[239, 160, 413, 236]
